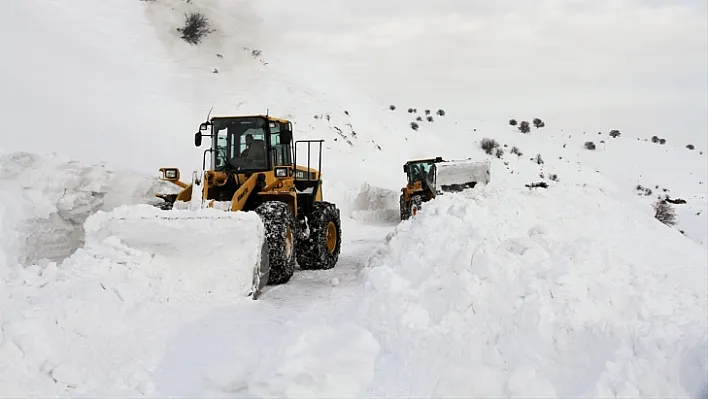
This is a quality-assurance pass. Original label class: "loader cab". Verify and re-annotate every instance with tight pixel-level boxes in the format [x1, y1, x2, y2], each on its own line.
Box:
[403, 157, 443, 187]
[195, 115, 294, 173]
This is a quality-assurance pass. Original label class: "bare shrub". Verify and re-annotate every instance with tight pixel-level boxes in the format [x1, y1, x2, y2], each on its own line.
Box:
[480, 138, 500, 155]
[177, 12, 214, 45]
[518, 121, 531, 134]
[653, 199, 677, 226]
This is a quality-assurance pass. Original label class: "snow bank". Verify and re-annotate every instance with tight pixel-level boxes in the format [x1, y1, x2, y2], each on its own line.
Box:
[360, 185, 708, 398]
[0, 204, 265, 396]
[349, 183, 400, 225]
[0, 152, 177, 270]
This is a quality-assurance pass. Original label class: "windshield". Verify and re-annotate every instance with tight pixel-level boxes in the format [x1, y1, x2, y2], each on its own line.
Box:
[407, 160, 435, 184]
[212, 117, 269, 171]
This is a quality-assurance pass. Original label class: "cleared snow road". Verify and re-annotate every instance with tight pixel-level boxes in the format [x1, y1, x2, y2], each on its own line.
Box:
[150, 223, 391, 397]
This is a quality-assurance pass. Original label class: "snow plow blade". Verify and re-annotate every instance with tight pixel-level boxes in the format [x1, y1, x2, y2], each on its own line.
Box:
[432, 159, 491, 194]
[83, 204, 270, 301]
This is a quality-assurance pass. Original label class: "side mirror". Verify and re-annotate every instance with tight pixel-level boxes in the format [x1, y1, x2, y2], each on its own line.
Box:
[194, 132, 202, 147]
[281, 130, 293, 145]
[159, 167, 180, 181]
[403, 164, 409, 173]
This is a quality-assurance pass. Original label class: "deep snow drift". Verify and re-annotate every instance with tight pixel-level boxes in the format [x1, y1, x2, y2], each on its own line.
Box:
[360, 183, 708, 398]
[0, 152, 177, 273]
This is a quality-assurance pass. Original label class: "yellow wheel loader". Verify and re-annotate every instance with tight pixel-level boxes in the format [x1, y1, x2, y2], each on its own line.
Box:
[153, 114, 342, 299]
[399, 157, 491, 221]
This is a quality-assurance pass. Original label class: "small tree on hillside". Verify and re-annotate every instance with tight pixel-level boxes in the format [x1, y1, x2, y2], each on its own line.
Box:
[177, 12, 214, 45]
[518, 121, 531, 133]
[532, 118, 545, 129]
[480, 138, 500, 155]
[653, 199, 677, 226]
[509, 119, 518, 126]
[609, 129, 621, 138]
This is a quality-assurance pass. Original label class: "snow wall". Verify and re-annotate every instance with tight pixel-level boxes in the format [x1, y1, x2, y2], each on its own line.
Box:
[0, 152, 179, 272]
[360, 184, 708, 398]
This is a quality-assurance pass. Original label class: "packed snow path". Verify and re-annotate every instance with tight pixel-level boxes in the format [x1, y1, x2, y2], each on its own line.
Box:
[150, 223, 390, 397]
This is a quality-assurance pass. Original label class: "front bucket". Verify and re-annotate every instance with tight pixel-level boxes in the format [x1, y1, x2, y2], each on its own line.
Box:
[434, 159, 491, 194]
[82, 204, 270, 302]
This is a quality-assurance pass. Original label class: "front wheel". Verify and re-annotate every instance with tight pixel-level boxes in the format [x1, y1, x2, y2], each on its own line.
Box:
[296, 202, 342, 270]
[409, 195, 423, 217]
[400, 193, 411, 221]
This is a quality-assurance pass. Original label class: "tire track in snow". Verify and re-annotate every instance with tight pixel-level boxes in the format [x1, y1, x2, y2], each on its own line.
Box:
[150, 224, 390, 397]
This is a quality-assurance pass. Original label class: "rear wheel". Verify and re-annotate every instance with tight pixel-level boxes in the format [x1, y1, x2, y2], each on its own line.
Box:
[296, 202, 342, 270]
[254, 201, 296, 285]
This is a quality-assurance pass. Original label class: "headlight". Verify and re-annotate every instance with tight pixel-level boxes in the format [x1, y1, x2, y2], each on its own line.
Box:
[274, 167, 288, 178]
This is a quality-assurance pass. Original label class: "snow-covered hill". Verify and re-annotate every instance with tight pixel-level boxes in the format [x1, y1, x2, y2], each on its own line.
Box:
[0, 0, 706, 397]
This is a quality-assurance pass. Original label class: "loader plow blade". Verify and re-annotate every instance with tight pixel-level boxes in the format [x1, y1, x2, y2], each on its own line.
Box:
[433, 159, 491, 194]
[82, 204, 270, 302]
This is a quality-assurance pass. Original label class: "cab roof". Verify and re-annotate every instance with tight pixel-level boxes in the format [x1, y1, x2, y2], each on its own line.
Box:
[210, 114, 291, 124]
[404, 156, 443, 165]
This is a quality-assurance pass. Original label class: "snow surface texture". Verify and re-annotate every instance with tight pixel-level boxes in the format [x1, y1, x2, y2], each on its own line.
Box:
[360, 185, 708, 398]
[0, 152, 177, 272]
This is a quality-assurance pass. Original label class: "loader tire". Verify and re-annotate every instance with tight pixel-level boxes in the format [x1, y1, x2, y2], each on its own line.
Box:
[399, 193, 410, 221]
[296, 202, 341, 270]
[409, 195, 423, 217]
[254, 201, 296, 285]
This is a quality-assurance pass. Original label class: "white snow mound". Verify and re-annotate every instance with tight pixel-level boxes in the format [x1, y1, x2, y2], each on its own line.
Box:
[361, 184, 708, 398]
[349, 183, 401, 225]
[0, 151, 177, 271]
